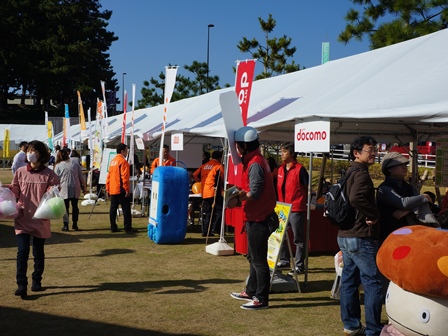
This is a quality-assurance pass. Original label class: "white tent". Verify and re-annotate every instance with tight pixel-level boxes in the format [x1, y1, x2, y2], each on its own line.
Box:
[57, 28, 448, 146]
[0, 124, 47, 149]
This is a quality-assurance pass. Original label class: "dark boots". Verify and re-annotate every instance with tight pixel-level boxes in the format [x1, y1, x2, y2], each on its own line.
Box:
[15, 280, 44, 297]
[63, 222, 80, 231]
[15, 283, 27, 298]
[31, 279, 44, 292]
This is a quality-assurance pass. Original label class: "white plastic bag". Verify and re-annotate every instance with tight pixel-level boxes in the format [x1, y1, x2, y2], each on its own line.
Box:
[33, 186, 66, 220]
[0, 184, 19, 219]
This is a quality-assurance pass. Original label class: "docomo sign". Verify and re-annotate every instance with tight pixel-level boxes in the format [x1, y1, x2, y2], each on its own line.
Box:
[294, 120, 330, 153]
[296, 129, 327, 141]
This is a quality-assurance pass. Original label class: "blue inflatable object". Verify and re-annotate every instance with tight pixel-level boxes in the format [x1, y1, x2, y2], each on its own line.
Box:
[148, 166, 189, 244]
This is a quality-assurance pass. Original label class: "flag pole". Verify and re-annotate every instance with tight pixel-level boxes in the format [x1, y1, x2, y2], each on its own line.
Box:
[158, 66, 178, 165]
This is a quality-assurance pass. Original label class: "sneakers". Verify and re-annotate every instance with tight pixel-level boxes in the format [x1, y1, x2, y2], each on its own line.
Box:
[230, 290, 252, 301]
[276, 260, 290, 269]
[288, 267, 305, 276]
[240, 298, 269, 310]
[344, 324, 366, 336]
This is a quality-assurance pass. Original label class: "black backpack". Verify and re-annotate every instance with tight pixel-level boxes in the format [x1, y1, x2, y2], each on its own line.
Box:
[324, 169, 359, 226]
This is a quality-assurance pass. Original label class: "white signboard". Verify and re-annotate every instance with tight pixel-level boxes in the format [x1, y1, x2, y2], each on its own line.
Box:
[295, 120, 330, 153]
[98, 148, 117, 185]
[149, 180, 160, 226]
[219, 91, 244, 165]
[135, 137, 145, 150]
[171, 132, 183, 151]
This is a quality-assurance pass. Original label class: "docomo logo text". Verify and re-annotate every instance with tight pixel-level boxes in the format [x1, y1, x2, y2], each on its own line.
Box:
[237, 72, 249, 106]
[296, 128, 327, 141]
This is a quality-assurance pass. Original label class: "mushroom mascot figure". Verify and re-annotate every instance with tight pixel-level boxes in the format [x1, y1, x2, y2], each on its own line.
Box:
[377, 225, 448, 336]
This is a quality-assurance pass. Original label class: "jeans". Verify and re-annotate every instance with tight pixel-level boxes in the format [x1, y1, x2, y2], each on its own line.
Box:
[337, 236, 383, 336]
[110, 192, 132, 230]
[16, 233, 46, 285]
[279, 211, 305, 269]
[245, 220, 271, 304]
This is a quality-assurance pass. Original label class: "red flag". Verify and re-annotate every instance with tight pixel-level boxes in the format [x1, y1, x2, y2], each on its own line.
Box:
[235, 60, 256, 126]
[121, 91, 127, 144]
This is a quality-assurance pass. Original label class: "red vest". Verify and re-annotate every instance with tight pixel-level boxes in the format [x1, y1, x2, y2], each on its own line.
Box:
[241, 148, 276, 222]
[277, 161, 307, 212]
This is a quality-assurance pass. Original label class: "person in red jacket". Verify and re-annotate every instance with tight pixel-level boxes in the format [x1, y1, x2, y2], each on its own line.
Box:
[106, 143, 136, 234]
[228, 126, 276, 310]
[276, 143, 309, 275]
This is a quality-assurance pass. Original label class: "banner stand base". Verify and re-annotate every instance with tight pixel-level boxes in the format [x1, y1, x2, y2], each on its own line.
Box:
[81, 199, 96, 206]
[205, 239, 234, 256]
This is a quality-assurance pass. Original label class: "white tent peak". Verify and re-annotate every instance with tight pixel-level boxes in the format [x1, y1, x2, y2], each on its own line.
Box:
[55, 28, 448, 145]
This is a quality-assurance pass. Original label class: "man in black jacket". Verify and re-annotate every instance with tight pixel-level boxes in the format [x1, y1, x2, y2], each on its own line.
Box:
[337, 136, 383, 336]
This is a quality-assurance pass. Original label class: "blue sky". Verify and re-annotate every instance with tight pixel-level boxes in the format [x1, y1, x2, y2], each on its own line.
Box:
[101, 0, 370, 109]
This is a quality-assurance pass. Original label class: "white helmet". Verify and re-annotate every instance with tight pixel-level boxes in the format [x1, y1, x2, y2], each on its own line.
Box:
[234, 126, 259, 142]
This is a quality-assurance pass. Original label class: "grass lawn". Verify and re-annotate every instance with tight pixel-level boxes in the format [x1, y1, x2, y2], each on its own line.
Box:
[0, 168, 388, 336]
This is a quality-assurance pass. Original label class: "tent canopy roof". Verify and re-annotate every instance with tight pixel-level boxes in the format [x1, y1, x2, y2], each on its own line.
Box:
[58, 28, 448, 147]
[0, 124, 47, 146]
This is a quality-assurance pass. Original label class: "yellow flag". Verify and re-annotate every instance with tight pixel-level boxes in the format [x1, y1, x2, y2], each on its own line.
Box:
[47, 121, 52, 138]
[77, 91, 87, 138]
[4, 129, 10, 158]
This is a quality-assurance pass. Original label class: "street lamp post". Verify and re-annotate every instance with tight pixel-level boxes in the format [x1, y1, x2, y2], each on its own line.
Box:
[122, 72, 127, 112]
[206, 24, 214, 93]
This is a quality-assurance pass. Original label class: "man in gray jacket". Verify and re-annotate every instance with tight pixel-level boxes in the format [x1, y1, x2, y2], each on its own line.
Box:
[337, 136, 383, 336]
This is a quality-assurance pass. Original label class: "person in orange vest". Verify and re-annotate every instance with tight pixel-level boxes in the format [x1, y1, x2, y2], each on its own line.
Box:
[276, 143, 309, 275]
[106, 143, 136, 234]
[200, 151, 224, 237]
[201, 150, 211, 165]
[150, 144, 176, 175]
[193, 150, 220, 195]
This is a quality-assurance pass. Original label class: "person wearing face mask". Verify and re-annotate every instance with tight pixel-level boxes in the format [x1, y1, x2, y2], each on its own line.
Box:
[10, 140, 59, 298]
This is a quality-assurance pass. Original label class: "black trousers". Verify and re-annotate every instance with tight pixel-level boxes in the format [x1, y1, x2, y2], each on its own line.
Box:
[16, 233, 45, 285]
[63, 198, 79, 224]
[109, 192, 132, 230]
[201, 196, 223, 235]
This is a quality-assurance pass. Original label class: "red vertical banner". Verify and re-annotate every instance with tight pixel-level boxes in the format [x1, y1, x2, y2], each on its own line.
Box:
[62, 116, 66, 148]
[234, 59, 256, 126]
[228, 59, 256, 255]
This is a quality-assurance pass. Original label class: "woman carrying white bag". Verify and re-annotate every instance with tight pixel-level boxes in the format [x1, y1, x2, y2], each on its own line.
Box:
[11, 140, 59, 298]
